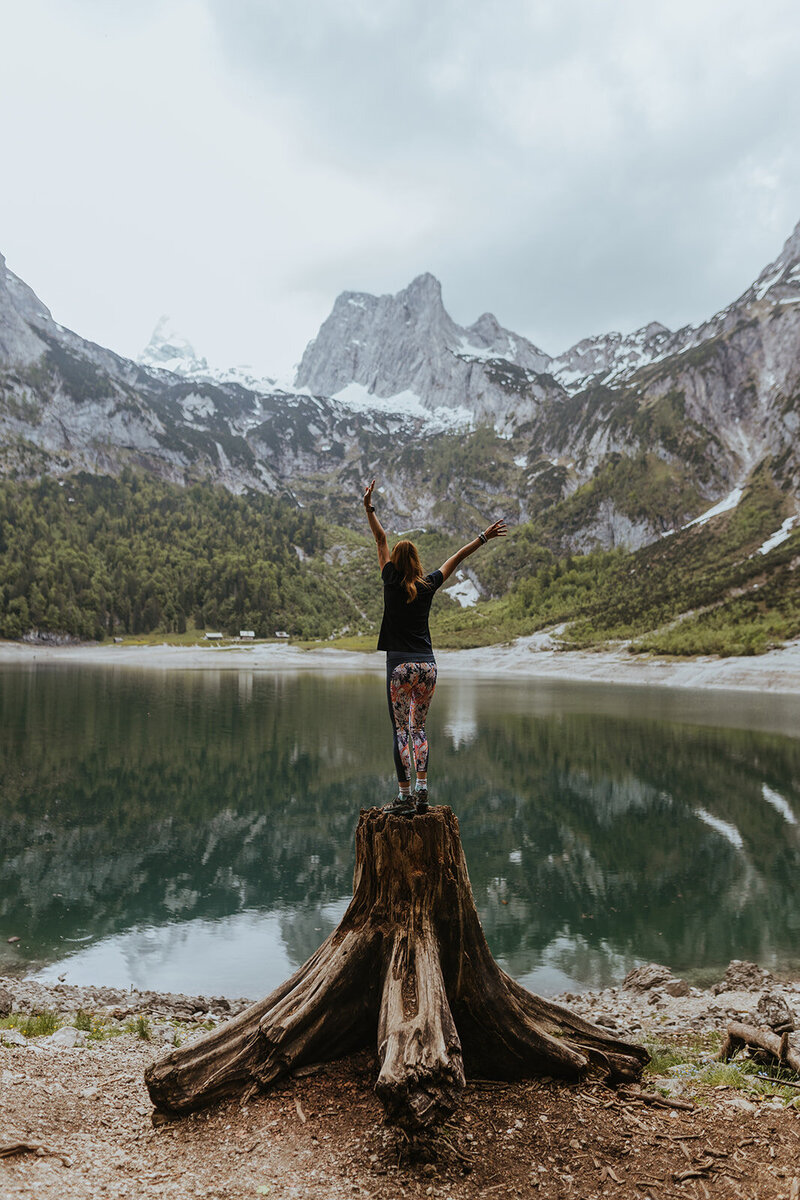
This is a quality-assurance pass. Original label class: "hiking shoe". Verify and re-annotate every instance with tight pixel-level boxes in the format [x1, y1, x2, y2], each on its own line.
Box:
[415, 787, 429, 814]
[382, 795, 415, 818]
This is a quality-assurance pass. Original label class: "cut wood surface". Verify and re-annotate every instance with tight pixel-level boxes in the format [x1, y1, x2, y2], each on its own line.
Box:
[145, 807, 648, 1129]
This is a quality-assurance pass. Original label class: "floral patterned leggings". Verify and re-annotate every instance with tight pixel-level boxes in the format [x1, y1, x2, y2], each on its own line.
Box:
[386, 660, 438, 783]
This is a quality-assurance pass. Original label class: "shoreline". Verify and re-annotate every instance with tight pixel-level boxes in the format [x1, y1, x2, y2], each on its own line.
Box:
[3, 634, 800, 694]
[3, 960, 799, 1041]
[3, 959, 799, 1091]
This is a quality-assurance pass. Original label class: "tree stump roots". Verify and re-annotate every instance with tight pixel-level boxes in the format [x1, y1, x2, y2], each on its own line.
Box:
[145, 807, 648, 1130]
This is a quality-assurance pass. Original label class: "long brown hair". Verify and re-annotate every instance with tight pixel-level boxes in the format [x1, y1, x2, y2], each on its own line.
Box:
[391, 540, 428, 604]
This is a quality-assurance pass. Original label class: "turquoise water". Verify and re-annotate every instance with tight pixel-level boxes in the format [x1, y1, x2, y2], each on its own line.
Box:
[1, 664, 799, 997]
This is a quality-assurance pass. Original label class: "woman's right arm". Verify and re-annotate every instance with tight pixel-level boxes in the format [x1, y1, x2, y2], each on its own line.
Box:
[363, 479, 390, 569]
[438, 520, 507, 583]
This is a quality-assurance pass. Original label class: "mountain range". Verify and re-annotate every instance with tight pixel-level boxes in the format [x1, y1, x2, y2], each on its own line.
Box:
[1, 219, 799, 556]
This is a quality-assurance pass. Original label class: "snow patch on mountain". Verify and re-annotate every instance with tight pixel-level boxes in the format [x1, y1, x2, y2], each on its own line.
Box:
[694, 808, 744, 849]
[331, 382, 473, 432]
[444, 571, 481, 607]
[755, 514, 798, 556]
[551, 321, 675, 390]
[762, 783, 798, 825]
[683, 487, 744, 529]
[456, 337, 501, 361]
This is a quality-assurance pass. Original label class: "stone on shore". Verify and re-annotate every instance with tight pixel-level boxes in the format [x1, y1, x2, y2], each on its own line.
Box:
[711, 959, 774, 994]
[622, 963, 674, 991]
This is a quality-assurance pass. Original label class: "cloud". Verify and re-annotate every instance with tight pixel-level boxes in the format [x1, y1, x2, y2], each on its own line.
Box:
[206, 0, 800, 347]
[1, 0, 799, 372]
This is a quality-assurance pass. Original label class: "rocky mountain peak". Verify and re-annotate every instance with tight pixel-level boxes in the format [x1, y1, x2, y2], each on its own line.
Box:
[136, 317, 275, 392]
[743, 217, 800, 306]
[140, 316, 208, 374]
[294, 273, 554, 419]
[778, 218, 800, 266]
[460, 311, 551, 374]
[467, 311, 502, 340]
[641, 321, 671, 338]
[401, 272, 444, 304]
[295, 274, 462, 404]
[552, 319, 676, 388]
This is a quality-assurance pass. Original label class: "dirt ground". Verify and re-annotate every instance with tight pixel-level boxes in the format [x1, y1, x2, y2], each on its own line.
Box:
[3, 1037, 799, 1200]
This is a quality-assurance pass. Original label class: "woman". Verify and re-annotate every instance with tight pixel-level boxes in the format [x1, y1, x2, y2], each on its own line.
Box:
[363, 478, 506, 816]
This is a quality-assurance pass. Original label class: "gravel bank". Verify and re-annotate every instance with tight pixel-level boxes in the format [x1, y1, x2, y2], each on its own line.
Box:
[2, 961, 799, 1200]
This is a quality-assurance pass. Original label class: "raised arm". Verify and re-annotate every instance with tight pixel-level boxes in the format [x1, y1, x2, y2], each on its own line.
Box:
[363, 479, 390, 570]
[438, 519, 507, 583]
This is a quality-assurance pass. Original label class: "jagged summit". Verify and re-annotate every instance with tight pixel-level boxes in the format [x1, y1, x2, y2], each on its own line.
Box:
[552, 320, 675, 386]
[140, 316, 209, 374]
[2, 216, 799, 550]
[462, 312, 551, 373]
[745, 217, 800, 304]
[137, 315, 275, 393]
[777, 217, 800, 266]
[468, 312, 503, 338]
[294, 273, 556, 421]
[402, 272, 443, 301]
[641, 321, 671, 338]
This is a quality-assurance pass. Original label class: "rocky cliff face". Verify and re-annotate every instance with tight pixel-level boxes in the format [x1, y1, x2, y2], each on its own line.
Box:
[0, 253, 55, 366]
[294, 272, 557, 426]
[0, 256, 467, 525]
[545, 221, 800, 496]
[291, 222, 799, 540]
[1, 221, 799, 552]
[550, 322, 674, 389]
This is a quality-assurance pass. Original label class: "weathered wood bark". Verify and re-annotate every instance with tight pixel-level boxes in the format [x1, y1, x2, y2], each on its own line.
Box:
[145, 807, 648, 1129]
[720, 1022, 800, 1073]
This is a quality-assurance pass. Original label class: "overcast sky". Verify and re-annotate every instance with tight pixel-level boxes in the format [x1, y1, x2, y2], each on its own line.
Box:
[2, 0, 799, 378]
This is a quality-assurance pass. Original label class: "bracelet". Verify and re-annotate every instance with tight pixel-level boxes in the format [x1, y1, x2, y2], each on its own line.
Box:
[478, 531, 487, 544]
[365, 505, 375, 513]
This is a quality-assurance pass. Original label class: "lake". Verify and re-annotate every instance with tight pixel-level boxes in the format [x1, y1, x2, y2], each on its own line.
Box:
[1, 663, 799, 998]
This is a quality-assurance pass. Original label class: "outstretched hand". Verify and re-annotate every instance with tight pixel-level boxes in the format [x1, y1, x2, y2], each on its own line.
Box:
[483, 519, 507, 541]
[363, 479, 376, 509]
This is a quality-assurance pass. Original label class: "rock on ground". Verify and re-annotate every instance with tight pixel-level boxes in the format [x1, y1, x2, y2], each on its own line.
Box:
[1, 965, 800, 1199]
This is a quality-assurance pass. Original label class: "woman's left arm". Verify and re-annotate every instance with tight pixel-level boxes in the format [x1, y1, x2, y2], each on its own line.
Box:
[438, 520, 507, 583]
[363, 479, 390, 569]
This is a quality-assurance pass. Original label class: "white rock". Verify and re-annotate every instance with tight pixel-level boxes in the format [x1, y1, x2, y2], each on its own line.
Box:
[724, 1095, 757, 1113]
[42, 1026, 86, 1049]
[0, 1028, 27, 1047]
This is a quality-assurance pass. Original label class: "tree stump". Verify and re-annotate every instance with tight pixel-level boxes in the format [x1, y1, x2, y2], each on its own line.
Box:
[145, 807, 648, 1130]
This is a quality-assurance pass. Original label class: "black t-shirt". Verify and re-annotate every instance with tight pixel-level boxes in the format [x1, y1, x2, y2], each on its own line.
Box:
[377, 561, 444, 657]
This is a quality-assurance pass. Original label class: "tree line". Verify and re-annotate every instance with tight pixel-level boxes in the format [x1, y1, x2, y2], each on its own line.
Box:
[0, 471, 364, 640]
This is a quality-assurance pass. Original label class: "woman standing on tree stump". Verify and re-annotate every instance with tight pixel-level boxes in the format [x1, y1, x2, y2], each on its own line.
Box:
[363, 478, 506, 816]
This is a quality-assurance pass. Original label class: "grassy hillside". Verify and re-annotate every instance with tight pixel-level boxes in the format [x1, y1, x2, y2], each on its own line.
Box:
[432, 460, 800, 655]
[1, 465, 797, 655]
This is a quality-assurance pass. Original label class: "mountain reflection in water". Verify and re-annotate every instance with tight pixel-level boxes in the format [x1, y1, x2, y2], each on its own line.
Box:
[1, 665, 799, 996]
